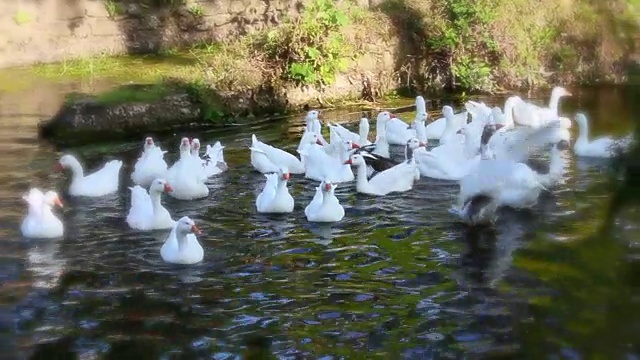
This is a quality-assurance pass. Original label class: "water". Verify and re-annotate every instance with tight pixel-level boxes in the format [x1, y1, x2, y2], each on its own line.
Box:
[0, 83, 638, 359]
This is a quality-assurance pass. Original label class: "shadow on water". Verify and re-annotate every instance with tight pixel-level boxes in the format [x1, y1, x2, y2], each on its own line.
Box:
[0, 83, 637, 358]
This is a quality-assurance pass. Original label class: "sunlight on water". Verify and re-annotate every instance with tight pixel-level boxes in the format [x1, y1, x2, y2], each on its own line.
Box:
[0, 85, 636, 358]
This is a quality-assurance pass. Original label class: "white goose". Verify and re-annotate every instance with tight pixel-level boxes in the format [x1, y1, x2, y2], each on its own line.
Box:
[250, 134, 306, 174]
[573, 113, 633, 158]
[451, 128, 566, 225]
[513, 86, 572, 128]
[425, 105, 468, 140]
[160, 216, 204, 265]
[56, 154, 122, 197]
[131, 137, 169, 188]
[203, 141, 228, 177]
[126, 178, 175, 231]
[304, 110, 321, 133]
[166, 138, 209, 200]
[487, 96, 570, 160]
[365, 112, 395, 159]
[304, 181, 345, 222]
[413, 125, 483, 181]
[329, 116, 372, 146]
[190, 138, 204, 161]
[465, 101, 492, 123]
[412, 110, 429, 143]
[298, 138, 358, 183]
[345, 153, 417, 196]
[20, 189, 64, 239]
[384, 109, 417, 146]
[256, 167, 295, 213]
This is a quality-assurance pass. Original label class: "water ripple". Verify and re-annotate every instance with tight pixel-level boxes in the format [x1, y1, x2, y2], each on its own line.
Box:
[0, 97, 636, 358]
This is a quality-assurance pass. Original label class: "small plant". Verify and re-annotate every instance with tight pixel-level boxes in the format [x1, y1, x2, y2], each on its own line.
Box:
[104, 0, 124, 19]
[425, 0, 498, 91]
[13, 9, 31, 25]
[257, 0, 353, 88]
[188, 4, 204, 17]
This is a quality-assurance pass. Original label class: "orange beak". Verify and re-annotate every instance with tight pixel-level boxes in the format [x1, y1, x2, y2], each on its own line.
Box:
[419, 141, 427, 147]
[390, 113, 397, 118]
[351, 143, 360, 149]
[191, 224, 202, 235]
[54, 196, 64, 208]
[282, 173, 290, 180]
[343, 159, 353, 165]
[164, 183, 173, 193]
[54, 163, 64, 172]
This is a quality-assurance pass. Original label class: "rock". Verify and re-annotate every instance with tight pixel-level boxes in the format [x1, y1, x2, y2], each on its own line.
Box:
[38, 85, 208, 146]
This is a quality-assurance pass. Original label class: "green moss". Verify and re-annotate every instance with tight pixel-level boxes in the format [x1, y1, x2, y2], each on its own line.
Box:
[65, 83, 174, 106]
[13, 9, 31, 25]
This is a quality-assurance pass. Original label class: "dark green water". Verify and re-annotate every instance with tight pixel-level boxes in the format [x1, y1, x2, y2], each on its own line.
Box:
[0, 84, 637, 359]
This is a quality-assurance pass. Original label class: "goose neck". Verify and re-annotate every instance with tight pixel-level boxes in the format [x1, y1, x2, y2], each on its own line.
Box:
[150, 190, 163, 210]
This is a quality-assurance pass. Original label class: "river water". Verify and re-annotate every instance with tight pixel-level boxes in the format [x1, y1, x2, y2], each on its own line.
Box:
[0, 82, 637, 359]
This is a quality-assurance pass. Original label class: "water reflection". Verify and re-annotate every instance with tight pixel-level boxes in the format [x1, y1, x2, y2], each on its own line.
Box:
[0, 85, 636, 358]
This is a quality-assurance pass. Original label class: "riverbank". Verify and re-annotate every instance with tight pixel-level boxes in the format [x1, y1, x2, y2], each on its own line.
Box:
[6, 0, 638, 145]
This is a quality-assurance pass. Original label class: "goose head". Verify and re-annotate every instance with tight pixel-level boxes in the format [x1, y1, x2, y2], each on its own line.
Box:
[406, 137, 427, 149]
[43, 190, 64, 208]
[321, 180, 337, 194]
[416, 111, 428, 123]
[144, 137, 156, 151]
[343, 140, 360, 150]
[405, 137, 426, 160]
[55, 154, 81, 172]
[552, 86, 572, 98]
[190, 138, 201, 156]
[442, 105, 454, 119]
[376, 111, 396, 123]
[150, 178, 173, 194]
[300, 130, 324, 146]
[176, 216, 201, 235]
[179, 137, 191, 152]
[343, 153, 367, 167]
[305, 110, 321, 122]
[277, 167, 290, 181]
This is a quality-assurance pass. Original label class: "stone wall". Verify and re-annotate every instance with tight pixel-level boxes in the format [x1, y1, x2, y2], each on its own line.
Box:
[0, 0, 371, 69]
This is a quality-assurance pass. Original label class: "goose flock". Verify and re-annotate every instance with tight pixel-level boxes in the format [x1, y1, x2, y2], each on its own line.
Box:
[20, 87, 634, 266]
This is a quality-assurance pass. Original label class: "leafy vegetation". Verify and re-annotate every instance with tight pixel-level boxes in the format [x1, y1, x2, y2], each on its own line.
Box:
[380, 0, 639, 92]
[256, 0, 356, 87]
[8, 0, 637, 100]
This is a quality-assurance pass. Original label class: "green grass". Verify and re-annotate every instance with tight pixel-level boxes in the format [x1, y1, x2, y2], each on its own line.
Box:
[30, 53, 204, 83]
[65, 83, 174, 106]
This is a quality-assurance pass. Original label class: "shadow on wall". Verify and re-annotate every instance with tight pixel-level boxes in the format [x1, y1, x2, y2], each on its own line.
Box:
[375, 0, 432, 94]
[88, 0, 304, 55]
